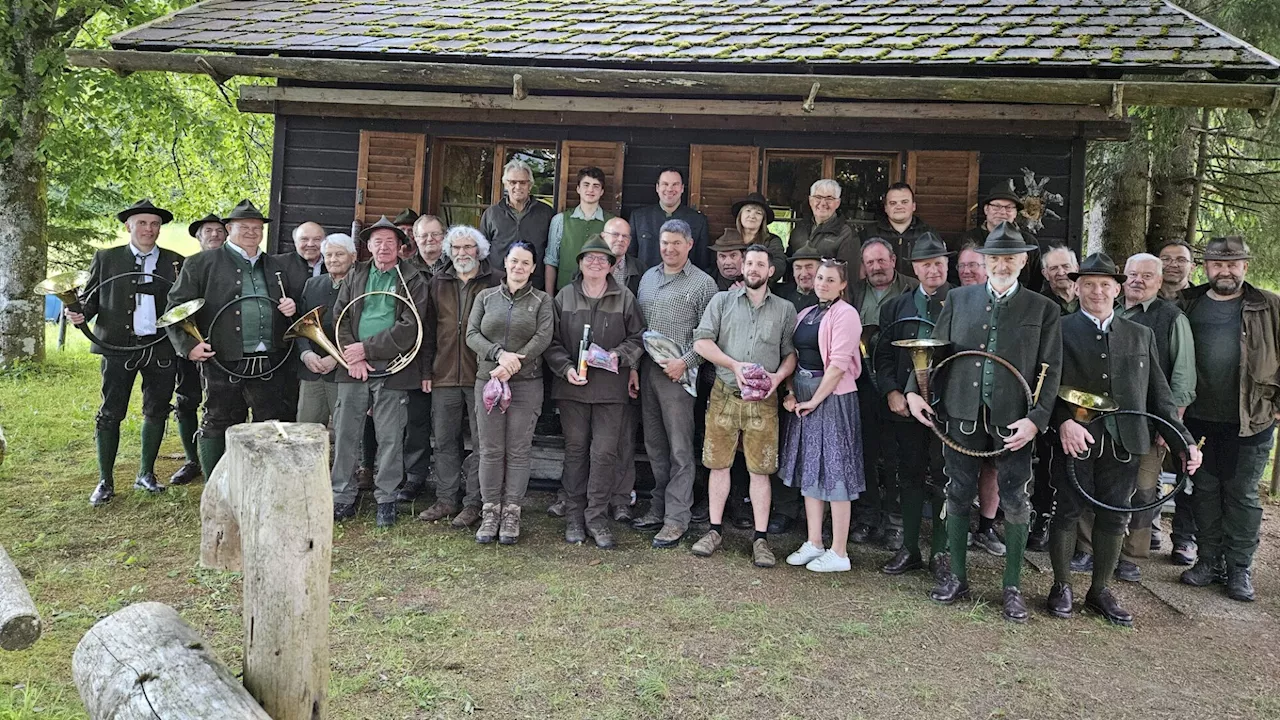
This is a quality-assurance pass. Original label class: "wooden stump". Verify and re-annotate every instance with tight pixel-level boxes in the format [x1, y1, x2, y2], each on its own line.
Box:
[0, 423, 7, 467]
[0, 544, 40, 651]
[200, 422, 332, 720]
[72, 601, 272, 719]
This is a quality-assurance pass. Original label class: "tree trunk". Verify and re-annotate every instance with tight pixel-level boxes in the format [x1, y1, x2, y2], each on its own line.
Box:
[200, 422, 332, 720]
[0, 423, 6, 468]
[0, 544, 40, 651]
[72, 601, 272, 719]
[1146, 107, 1198, 252]
[0, 72, 50, 368]
[1104, 137, 1152, 262]
[1187, 107, 1213, 245]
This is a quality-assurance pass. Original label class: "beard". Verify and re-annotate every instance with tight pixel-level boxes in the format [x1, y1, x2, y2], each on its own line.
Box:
[454, 255, 478, 274]
[1210, 273, 1242, 295]
[745, 274, 769, 290]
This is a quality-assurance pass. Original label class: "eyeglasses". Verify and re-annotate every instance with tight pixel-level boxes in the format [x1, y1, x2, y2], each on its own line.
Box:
[957, 262, 983, 270]
[581, 254, 612, 265]
[810, 195, 839, 204]
[1160, 257, 1192, 266]
[504, 179, 531, 186]
[451, 244, 478, 253]
[417, 232, 446, 241]
[987, 202, 1019, 212]
[602, 231, 632, 241]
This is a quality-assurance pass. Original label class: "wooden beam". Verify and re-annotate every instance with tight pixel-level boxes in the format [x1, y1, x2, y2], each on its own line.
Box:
[239, 85, 1117, 123]
[239, 95, 1133, 140]
[69, 49, 1279, 110]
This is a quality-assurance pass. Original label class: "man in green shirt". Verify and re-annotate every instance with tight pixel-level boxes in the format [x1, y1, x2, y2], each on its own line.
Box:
[545, 167, 614, 293]
[330, 217, 430, 529]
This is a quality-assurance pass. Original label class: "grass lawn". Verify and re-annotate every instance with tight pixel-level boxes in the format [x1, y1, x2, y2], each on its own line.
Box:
[2, 330, 1280, 719]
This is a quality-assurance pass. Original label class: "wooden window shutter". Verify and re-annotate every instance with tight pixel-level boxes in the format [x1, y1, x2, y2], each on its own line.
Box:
[688, 144, 761, 236]
[556, 140, 626, 213]
[355, 130, 427, 225]
[905, 151, 980, 238]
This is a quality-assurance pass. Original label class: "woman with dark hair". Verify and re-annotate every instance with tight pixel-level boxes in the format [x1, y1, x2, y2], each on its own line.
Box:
[467, 242, 554, 545]
[778, 259, 866, 572]
[732, 192, 787, 281]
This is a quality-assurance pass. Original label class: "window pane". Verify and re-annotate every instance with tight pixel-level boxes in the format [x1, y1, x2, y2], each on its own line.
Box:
[765, 155, 822, 249]
[833, 157, 892, 235]
[504, 146, 557, 209]
[440, 143, 493, 228]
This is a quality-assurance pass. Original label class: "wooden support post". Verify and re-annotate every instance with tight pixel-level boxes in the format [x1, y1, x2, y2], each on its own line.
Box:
[512, 73, 527, 101]
[73, 602, 272, 719]
[0, 544, 40, 651]
[200, 422, 331, 720]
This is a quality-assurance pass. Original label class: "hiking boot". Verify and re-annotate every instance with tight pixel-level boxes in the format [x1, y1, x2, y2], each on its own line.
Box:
[1226, 566, 1256, 602]
[588, 524, 616, 549]
[1002, 586, 1029, 623]
[881, 528, 905, 552]
[89, 480, 115, 507]
[652, 523, 686, 549]
[396, 474, 429, 503]
[805, 549, 850, 573]
[1026, 513, 1050, 552]
[970, 528, 1007, 557]
[376, 502, 397, 528]
[417, 500, 457, 523]
[1085, 587, 1133, 627]
[752, 538, 776, 568]
[1171, 542, 1197, 567]
[565, 517, 586, 544]
[1114, 560, 1141, 583]
[766, 513, 791, 535]
[498, 503, 522, 545]
[547, 499, 567, 518]
[133, 473, 166, 494]
[333, 502, 357, 522]
[168, 461, 202, 486]
[355, 466, 374, 491]
[451, 505, 481, 528]
[787, 541, 825, 567]
[1070, 551, 1093, 573]
[632, 511, 663, 532]
[612, 504, 634, 523]
[691, 530, 722, 557]
[1150, 528, 1163, 552]
[690, 500, 710, 525]
[475, 503, 500, 544]
[1180, 559, 1226, 587]
[849, 523, 875, 544]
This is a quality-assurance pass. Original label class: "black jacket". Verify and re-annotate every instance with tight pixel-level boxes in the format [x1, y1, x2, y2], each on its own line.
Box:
[82, 244, 185, 355]
[1052, 311, 1191, 454]
[875, 283, 952, 418]
[296, 273, 344, 382]
[165, 244, 300, 362]
[275, 252, 325, 299]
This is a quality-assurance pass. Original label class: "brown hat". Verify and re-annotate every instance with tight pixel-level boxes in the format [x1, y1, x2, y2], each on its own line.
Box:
[1202, 235, 1251, 261]
[392, 208, 420, 227]
[359, 216, 410, 245]
[709, 228, 747, 253]
[730, 193, 776, 225]
[789, 245, 823, 263]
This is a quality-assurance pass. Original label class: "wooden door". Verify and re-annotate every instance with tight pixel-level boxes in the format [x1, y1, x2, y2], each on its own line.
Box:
[355, 130, 427, 227]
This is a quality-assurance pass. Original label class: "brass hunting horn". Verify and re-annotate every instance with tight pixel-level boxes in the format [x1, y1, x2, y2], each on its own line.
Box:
[37, 268, 175, 352]
[1056, 386, 1118, 423]
[925, 351, 1040, 459]
[283, 306, 351, 372]
[333, 264, 423, 378]
[891, 338, 949, 401]
[156, 299, 207, 344]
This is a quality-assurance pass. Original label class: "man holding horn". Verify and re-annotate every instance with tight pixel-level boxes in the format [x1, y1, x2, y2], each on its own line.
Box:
[906, 222, 1062, 623]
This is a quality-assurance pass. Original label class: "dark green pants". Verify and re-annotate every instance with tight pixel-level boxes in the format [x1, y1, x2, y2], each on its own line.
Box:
[1185, 419, 1273, 570]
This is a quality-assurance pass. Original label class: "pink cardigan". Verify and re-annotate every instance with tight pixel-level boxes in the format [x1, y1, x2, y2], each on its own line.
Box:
[795, 299, 862, 395]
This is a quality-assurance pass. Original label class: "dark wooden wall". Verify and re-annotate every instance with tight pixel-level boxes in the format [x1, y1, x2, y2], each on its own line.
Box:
[269, 113, 1081, 255]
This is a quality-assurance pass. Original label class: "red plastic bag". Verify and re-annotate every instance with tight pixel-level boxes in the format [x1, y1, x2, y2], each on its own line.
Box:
[483, 377, 511, 414]
[739, 363, 773, 401]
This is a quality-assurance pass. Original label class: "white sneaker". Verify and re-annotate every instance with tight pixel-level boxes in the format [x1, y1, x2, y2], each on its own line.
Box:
[786, 541, 826, 566]
[806, 549, 852, 573]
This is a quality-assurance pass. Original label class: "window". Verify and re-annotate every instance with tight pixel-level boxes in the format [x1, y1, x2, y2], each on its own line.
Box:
[763, 151, 898, 247]
[431, 139, 557, 227]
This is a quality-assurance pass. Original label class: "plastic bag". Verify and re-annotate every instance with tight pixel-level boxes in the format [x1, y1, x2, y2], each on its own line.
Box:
[739, 363, 773, 401]
[483, 376, 511, 414]
[585, 343, 619, 373]
[642, 330, 698, 397]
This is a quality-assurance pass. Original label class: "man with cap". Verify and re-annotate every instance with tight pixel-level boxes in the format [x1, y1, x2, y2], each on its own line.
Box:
[875, 233, 954, 576]
[164, 200, 299, 477]
[393, 209, 420, 260]
[777, 246, 822, 311]
[905, 222, 1062, 623]
[964, 183, 1046, 293]
[859, 182, 936, 278]
[168, 213, 228, 488]
[1046, 253, 1201, 625]
[66, 200, 184, 505]
[709, 229, 748, 291]
[330, 216, 430, 528]
[1179, 236, 1280, 602]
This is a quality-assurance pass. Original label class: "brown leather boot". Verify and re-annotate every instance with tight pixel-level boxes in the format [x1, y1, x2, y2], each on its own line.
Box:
[417, 500, 457, 523]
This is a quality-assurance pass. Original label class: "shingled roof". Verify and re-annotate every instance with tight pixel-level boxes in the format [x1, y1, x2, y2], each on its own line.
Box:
[113, 0, 1280, 76]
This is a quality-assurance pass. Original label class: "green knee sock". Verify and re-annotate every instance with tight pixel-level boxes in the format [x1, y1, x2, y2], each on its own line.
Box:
[929, 492, 947, 557]
[1049, 527, 1076, 585]
[900, 481, 924, 561]
[139, 418, 166, 477]
[948, 512, 970, 580]
[96, 426, 121, 482]
[198, 436, 226, 479]
[176, 411, 200, 463]
[1091, 531, 1125, 595]
[1002, 522, 1029, 588]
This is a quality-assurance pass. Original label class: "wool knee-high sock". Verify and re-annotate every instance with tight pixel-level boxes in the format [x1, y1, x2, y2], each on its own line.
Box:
[1001, 522, 1029, 588]
[139, 417, 166, 477]
[947, 512, 970, 580]
[96, 425, 121, 482]
[1091, 531, 1125, 595]
[900, 480, 924, 561]
[198, 435, 226, 478]
[1049, 527, 1076, 585]
[176, 411, 200, 463]
[929, 490, 948, 557]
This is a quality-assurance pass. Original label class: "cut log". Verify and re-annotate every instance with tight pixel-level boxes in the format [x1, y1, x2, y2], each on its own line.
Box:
[73, 601, 271, 719]
[0, 544, 40, 651]
[199, 421, 332, 720]
[0, 423, 6, 467]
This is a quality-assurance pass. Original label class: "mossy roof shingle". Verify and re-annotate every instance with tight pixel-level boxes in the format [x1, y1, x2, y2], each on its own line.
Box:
[112, 0, 1280, 74]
